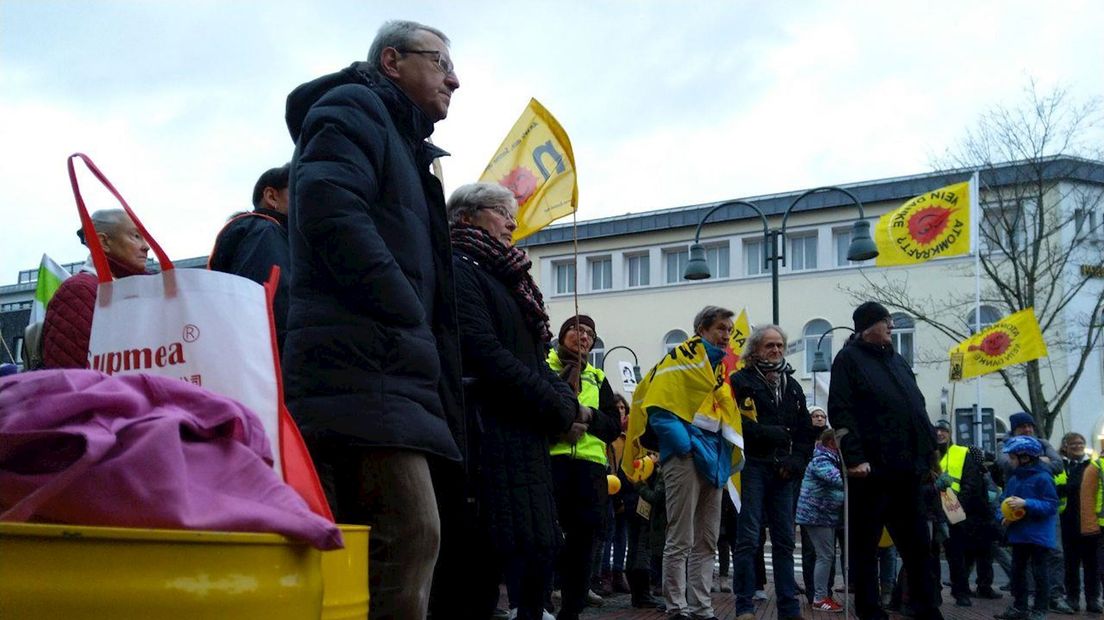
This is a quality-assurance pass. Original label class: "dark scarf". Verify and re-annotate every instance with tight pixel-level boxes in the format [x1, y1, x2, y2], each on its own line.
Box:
[555, 343, 585, 394]
[450, 223, 552, 343]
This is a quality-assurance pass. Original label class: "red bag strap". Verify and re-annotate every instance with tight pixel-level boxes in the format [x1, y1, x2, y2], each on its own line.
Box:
[67, 153, 174, 283]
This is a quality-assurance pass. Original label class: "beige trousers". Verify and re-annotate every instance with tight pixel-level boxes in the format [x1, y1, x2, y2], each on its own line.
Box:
[662, 454, 722, 617]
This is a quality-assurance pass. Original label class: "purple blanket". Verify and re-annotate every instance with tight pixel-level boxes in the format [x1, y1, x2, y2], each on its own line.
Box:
[0, 369, 342, 550]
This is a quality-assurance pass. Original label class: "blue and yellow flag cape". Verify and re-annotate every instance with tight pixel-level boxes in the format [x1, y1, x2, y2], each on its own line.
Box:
[621, 336, 754, 510]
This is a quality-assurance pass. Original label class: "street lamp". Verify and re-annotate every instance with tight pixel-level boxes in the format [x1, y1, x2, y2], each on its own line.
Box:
[601, 345, 642, 384]
[683, 187, 878, 325]
[810, 325, 856, 405]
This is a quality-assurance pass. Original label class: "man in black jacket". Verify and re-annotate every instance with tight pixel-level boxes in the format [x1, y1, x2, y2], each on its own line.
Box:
[208, 164, 291, 352]
[828, 302, 944, 620]
[282, 20, 462, 620]
[730, 324, 816, 620]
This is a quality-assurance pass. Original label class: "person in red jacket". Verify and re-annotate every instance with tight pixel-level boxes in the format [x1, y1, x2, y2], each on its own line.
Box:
[40, 209, 149, 368]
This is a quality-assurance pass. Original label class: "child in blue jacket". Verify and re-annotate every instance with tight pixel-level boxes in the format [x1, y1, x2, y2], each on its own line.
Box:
[996, 435, 1059, 620]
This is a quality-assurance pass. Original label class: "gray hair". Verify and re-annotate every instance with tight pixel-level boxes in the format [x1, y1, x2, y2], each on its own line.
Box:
[76, 209, 130, 245]
[743, 324, 787, 359]
[692, 305, 735, 335]
[447, 183, 517, 226]
[364, 20, 450, 82]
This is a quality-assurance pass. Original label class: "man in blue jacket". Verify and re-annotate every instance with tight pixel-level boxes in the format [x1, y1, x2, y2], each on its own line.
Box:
[282, 20, 462, 620]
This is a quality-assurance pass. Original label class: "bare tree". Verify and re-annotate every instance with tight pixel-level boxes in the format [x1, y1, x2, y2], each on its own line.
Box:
[847, 82, 1104, 437]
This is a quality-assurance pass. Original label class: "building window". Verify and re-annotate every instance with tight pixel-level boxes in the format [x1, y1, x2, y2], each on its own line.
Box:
[664, 329, 688, 354]
[664, 248, 689, 284]
[553, 261, 575, 295]
[626, 253, 650, 287]
[964, 305, 1001, 333]
[18, 269, 36, 284]
[589, 256, 612, 291]
[834, 228, 873, 267]
[744, 238, 767, 276]
[588, 337, 605, 368]
[982, 203, 1030, 254]
[1075, 208, 1102, 240]
[789, 234, 817, 271]
[803, 319, 832, 374]
[704, 243, 730, 279]
[891, 312, 915, 367]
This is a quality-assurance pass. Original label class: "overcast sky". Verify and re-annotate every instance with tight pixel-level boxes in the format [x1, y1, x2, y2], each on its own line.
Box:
[2, 0, 1102, 278]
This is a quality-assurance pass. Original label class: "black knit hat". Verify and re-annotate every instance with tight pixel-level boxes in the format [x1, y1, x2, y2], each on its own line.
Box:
[558, 315, 596, 342]
[853, 301, 890, 332]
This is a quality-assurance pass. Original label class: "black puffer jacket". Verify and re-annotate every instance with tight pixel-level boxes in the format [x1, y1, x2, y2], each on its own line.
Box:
[730, 365, 817, 475]
[827, 336, 937, 478]
[453, 251, 577, 554]
[282, 64, 463, 462]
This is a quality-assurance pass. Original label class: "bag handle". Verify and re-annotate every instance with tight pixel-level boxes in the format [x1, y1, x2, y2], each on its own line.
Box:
[67, 153, 174, 283]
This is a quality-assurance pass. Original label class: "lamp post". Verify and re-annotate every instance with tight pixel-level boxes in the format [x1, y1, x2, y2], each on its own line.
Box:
[683, 187, 878, 325]
[809, 325, 856, 404]
[601, 345, 643, 385]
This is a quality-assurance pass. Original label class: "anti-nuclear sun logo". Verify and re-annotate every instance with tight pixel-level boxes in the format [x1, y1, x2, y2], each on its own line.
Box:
[908, 206, 953, 245]
[968, 330, 1013, 357]
[499, 167, 539, 205]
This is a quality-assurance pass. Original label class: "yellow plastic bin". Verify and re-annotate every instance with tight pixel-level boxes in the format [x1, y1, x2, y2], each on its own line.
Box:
[321, 524, 370, 619]
[0, 521, 323, 619]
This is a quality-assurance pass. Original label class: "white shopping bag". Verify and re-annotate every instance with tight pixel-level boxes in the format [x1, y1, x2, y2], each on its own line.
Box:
[68, 153, 332, 519]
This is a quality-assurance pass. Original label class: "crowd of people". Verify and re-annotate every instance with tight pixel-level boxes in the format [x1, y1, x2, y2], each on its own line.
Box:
[14, 18, 1104, 620]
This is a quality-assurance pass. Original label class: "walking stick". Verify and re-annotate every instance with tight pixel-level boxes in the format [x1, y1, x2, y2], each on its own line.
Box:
[835, 428, 851, 619]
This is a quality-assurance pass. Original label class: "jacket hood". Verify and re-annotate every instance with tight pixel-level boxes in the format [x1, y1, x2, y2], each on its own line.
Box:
[285, 62, 441, 151]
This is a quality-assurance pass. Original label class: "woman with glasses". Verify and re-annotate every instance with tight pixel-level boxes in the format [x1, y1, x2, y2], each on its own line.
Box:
[447, 182, 577, 620]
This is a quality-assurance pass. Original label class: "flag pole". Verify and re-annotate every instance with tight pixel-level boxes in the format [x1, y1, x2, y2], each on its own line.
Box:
[971, 170, 983, 449]
[0, 325, 15, 364]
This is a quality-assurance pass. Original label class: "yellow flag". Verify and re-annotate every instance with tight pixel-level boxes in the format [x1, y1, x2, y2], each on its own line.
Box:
[479, 98, 577, 242]
[948, 307, 1048, 381]
[726, 308, 751, 373]
[875, 181, 971, 266]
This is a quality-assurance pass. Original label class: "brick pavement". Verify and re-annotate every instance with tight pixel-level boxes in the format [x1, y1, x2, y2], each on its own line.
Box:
[577, 584, 1101, 619]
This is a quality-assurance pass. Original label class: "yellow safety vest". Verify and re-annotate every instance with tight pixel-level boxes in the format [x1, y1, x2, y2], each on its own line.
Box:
[547, 349, 608, 466]
[1054, 469, 1068, 515]
[939, 445, 969, 493]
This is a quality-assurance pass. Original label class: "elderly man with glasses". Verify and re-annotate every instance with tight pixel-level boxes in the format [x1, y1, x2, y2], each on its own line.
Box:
[282, 19, 462, 620]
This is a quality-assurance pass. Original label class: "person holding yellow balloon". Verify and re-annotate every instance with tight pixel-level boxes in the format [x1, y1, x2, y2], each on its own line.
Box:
[994, 435, 1060, 620]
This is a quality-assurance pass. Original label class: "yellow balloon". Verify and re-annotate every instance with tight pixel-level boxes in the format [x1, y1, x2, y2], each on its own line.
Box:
[1000, 498, 1026, 522]
[607, 474, 622, 495]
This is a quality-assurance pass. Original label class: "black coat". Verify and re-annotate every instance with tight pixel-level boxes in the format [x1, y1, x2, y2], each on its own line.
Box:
[827, 336, 937, 478]
[282, 64, 463, 462]
[730, 365, 817, 475]
[208, 208, 290, 352]
[453, 250, 577, 554]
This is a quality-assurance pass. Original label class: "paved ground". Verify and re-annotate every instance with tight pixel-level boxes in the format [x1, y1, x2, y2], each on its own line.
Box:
[575, 584, 1101, 619]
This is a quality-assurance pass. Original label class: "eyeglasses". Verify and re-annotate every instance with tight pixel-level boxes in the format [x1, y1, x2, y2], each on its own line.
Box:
[481, 204, 516, 224]
[568, 325, 596, 339]
[396, 49, 455, 76]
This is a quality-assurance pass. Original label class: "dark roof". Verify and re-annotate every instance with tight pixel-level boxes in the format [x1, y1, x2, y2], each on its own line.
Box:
[518, 156, 1104, 247]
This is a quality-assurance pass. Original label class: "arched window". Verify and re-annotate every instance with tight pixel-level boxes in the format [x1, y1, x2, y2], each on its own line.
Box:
[891, 313, 915, 367]
[588, 337, 605, 368]
[803, 319, 832, 374]
[663, 329, 688, 354]
[964, 305, 1001, 333]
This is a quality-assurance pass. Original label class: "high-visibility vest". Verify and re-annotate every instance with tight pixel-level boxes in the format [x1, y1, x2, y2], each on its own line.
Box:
[1054, 469, 1068, 514]
[939, 445, 969, 493]
[1094, 458, 1104, 527]
[548, 349, 608, 466]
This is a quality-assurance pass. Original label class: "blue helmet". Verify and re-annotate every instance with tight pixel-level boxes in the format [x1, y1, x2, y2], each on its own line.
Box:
[1002, 435, 1042, 457]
